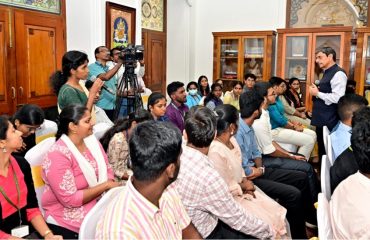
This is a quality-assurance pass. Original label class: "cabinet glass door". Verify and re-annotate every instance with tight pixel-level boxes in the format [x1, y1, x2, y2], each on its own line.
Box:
[243, 38, 264, 81]
[314, 35, 341, 81]
[364, 36, 370, 97]
[220, 38, 239, 80]
[284, 36, 309, 81]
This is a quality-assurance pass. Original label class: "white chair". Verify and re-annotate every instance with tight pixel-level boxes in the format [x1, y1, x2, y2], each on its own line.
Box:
[79, 186, 125, 239]
[317, 192, 333, 240]
[327, 134, 334, 165]
[320, 154, 332, 201]
[24, 137, 56, 215]
[323, 126, 330, 154]
[35, 119, 58, 144]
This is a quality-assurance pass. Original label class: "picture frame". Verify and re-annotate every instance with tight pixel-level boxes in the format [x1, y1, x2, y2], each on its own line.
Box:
[291, 37, 306, 57]
[106, 2, 136, 49]
[0, 0, 61, 14]
[288, 60, 307, 80]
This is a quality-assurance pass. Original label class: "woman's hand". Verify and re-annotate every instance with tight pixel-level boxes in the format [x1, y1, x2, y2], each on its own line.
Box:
[45, 233, 63, 240]
[105, 180, 121, 191]
[89, 78, 104, 96]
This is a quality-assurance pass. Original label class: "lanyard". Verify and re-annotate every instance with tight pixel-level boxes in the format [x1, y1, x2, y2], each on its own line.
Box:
[171, 102, 185, 122]
[0, 161, 22, 226]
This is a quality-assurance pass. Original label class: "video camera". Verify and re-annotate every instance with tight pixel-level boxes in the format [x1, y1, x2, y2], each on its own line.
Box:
[117, 44, 144, 66]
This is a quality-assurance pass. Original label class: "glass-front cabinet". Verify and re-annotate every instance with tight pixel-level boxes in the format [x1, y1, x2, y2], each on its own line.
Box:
[355, 28, 370, 101]
[277, 27, 352, 110]
[213, 31, 276, 91]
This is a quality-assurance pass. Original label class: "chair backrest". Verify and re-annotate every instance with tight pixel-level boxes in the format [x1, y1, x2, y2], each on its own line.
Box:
[321, 154, 332, 201]
[79, 186, 126, 240]
[327, 134, 334, 165]
[317, 192, 333, 239]
[323, 126, 330, 154]
[35, 120, 58, 144]
[24, 137, 56, 214]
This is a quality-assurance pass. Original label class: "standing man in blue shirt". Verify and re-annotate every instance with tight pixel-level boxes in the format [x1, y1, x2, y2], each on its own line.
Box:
[88, 46, 123, 120]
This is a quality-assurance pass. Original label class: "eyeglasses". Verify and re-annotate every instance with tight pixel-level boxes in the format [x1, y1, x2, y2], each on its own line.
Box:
[188, 88, 197, 90]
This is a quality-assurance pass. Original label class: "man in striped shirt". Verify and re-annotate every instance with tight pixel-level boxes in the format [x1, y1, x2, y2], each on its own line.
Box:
[95, 121, 201, 239]
[175, 106, 274, 239]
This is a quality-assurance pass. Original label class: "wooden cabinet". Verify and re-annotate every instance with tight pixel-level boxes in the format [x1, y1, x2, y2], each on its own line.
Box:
[276, 27, 352, 110]
[354, 28, 370, 97]
[212, 31, 276, 90]
[0, 4, 65, 114]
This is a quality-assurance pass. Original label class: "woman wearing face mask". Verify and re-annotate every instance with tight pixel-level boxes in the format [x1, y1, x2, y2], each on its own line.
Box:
[186, 81, 202, 109]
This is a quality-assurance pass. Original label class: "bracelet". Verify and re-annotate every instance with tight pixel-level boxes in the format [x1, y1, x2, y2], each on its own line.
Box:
[42, 230, 53, 238]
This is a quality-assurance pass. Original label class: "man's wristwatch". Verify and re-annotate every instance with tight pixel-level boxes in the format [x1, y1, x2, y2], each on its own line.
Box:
[259, 166, 265, 175]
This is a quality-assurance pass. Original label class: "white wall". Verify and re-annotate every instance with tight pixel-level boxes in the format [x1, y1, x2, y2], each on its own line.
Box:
[66, 0, 141, 62]
[167, 0, 287, 86]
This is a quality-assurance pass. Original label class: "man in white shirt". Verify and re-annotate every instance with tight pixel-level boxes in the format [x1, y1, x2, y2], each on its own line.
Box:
[330, 107, 370, 239]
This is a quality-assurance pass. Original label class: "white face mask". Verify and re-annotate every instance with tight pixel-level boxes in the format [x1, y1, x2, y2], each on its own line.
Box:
[189, 89, 198, 96]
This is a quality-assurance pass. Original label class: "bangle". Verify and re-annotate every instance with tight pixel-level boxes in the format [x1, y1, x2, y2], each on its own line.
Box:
[42, 230, 53, 238]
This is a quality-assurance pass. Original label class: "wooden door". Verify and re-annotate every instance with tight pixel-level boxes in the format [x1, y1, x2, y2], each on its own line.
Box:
[143, 29, 166, 93]
[0, 8, 15, 114]
[14, 9, 65, 109]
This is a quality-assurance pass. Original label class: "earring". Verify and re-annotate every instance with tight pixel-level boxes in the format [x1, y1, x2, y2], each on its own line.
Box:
[2, 147, 6, 153]
[230, 131, 234, 135]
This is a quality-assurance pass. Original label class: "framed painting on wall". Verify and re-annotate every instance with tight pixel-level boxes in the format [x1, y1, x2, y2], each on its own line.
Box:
[106, 2, 136, 49]
[0, 0, 61, 14]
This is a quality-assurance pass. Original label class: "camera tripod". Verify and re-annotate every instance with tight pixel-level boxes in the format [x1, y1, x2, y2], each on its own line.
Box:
[114, 64, 143, 119]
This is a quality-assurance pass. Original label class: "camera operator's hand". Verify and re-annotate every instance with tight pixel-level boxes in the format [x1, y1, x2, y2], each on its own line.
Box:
[139, 59, 145, 66]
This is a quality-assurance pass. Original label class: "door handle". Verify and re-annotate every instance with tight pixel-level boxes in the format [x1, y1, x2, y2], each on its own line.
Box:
[11, 87, 15, 99]
[19, 86, 23, 97]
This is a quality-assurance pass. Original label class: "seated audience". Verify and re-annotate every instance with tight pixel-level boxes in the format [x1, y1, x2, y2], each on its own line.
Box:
[204, 83, 223, 111]
[175, 106, 274, 239]
[215, 79, 225, 99]
[243, 73, 256, 93]
[277, 79, 313, 129]
[12, 104, 45, 157]
[51, 50, 103, 113]
[253, 82, 319, 203]
[330, 107, 370, 192]
[165, 81, 189, 132]
[197, 75, 210, 97]
[285, 77, 306, 111]
[42, 104, 119, 238]
[223, 81, 243, 111]
[96, 121, 201, 239]
[209, 104, 290, 238]
[330, 106, 370, 239]
[236, 91, 315, 239]
[0, 116, 62, 239]
[147, 92, 168, 121]
[267, 77, 317, 160]
[186, 81, 202, 108]
[330, 94, 368, 161]
[100, 109, 152, 182]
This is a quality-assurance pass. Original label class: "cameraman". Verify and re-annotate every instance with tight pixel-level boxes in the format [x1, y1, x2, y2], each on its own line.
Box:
[88, 46, 123, 121]
[108, 47, 147, 93]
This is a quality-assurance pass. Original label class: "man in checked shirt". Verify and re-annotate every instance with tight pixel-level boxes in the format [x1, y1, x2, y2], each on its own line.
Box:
[174, 106, 274, 239]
